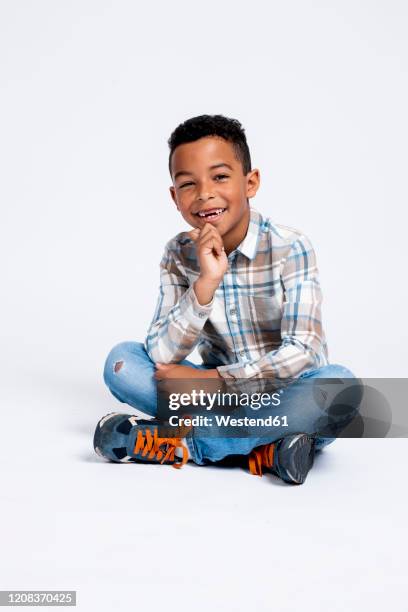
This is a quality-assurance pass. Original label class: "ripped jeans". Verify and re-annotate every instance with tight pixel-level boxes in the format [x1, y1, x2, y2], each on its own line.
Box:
[102, 341, 361, 465]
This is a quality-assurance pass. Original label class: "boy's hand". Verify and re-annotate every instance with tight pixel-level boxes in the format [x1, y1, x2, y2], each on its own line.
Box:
[154, 363, 224, 403]
[154, 363, 221, 380]
[188, 223, 228, 284]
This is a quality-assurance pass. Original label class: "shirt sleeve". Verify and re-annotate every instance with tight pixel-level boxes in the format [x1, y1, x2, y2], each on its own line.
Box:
[216, 233, 326, 382]
[144, 242, 215, 364]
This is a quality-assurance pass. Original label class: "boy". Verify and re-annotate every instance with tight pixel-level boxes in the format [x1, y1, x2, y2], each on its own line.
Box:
[94, 114, 359, 485]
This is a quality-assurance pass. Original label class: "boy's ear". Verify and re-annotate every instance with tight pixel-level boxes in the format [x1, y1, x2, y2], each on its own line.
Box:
[246, 168, 261, 198]
[169, 186, 180, 210]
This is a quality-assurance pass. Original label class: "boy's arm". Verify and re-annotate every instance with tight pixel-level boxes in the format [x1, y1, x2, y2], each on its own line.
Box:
[144, 242, 215, 364]
[216, 234, 327, 382]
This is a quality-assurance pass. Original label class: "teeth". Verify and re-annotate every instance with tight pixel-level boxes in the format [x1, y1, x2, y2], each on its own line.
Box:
[197, 208, 225, 218]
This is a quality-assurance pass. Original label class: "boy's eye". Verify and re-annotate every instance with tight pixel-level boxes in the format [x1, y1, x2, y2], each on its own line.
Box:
[179, 174, 229, 189]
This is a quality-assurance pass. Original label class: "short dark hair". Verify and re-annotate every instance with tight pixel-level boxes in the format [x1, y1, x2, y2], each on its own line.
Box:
[168, 114, 252, 178]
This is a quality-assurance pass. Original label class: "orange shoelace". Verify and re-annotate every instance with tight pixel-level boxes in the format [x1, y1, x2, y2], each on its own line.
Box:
[248, 443, 276, 477]
[133, 428, 189, 469]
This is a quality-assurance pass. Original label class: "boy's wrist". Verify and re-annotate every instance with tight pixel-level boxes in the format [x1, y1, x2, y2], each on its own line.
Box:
[193, 276, 221, 306]
[197, 274, 222, 289]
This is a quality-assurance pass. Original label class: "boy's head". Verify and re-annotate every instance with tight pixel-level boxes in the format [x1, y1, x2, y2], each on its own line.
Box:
[168, 114, 260, 240]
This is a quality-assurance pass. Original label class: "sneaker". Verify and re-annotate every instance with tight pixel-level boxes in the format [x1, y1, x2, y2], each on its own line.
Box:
[248, 433, 317, 484]
[93, 412, 191, 469]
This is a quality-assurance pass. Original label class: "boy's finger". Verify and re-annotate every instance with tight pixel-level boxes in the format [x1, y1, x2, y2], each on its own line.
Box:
[201, 223, 221, 237]
[188, 228, 201, 241]
[203, 238, 223, 253]
[197, 223, 218, 239]
[200, 227, 224, 246]
[204, 222, 222, 234]
[199, 236, 224, 252]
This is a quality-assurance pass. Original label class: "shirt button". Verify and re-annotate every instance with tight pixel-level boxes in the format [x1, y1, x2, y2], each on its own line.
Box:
[230, 308, 236, 316]
[239, 350, 245, 356]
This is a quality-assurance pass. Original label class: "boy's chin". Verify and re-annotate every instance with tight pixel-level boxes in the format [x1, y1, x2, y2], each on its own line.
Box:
[189, 215, 230, 233]
[190, 221, 229, 236]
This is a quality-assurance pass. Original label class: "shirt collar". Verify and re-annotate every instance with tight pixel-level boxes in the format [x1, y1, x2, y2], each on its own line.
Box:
[235, 206, 263, 260]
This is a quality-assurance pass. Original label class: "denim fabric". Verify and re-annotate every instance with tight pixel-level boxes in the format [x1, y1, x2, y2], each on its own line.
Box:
[103, 341, 360, 465]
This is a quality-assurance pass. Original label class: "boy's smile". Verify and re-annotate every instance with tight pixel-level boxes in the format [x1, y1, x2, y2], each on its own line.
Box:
[169, 136, 260, 254]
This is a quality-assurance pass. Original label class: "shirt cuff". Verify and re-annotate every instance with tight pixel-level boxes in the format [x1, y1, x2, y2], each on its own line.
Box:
[216, 364, 273, 394]
[216, 362, 255, 379]
[180, 285, 214, 328]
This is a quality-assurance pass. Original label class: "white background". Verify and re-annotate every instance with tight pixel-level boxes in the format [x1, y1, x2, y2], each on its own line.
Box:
[1, 2, 407, 611]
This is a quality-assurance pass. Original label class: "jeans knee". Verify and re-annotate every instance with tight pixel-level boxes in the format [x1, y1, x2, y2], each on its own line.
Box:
[103, 341, 146, 387]
[317, 364, 364, 416]
[323, 363, 357, 379]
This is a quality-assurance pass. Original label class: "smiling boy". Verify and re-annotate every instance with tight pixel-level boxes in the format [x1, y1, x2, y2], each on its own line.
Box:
[154, 125, 258, 382]
[94, 114, 359, 485]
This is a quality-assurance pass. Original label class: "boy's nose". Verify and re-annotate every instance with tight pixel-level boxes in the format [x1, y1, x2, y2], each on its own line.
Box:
[197, 193, 215, 202]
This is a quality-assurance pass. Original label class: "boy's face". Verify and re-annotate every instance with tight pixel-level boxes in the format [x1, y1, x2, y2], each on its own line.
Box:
[169, 136, 260, 236]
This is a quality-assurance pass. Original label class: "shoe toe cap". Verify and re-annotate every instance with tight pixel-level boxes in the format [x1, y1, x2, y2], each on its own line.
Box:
[93, 413, 135, 462]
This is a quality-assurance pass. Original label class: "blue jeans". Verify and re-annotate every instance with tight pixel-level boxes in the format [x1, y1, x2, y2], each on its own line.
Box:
[103, 341, 360, 466]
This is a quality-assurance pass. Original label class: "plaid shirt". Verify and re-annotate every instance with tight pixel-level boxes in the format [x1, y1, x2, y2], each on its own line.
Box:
[145, 206, 329, 382]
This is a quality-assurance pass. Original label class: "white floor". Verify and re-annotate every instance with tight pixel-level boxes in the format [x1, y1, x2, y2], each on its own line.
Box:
[1, 1, 408, 608]
[1, 362, 407, 612]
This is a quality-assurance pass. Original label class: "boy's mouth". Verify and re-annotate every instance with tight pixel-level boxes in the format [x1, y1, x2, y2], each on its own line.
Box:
[194, 207, 227, 221]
